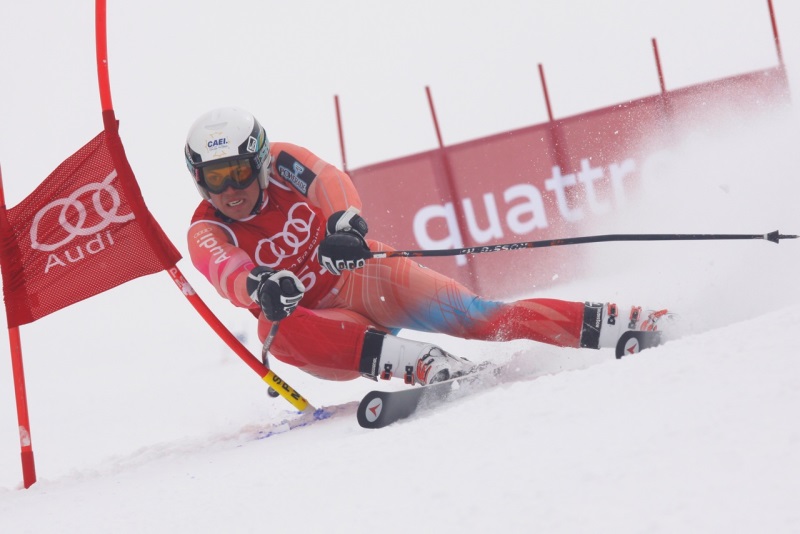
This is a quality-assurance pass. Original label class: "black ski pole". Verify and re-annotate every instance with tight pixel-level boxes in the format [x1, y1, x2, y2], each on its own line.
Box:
[369, 230, 798, 259]
[261, 322, 281, 398]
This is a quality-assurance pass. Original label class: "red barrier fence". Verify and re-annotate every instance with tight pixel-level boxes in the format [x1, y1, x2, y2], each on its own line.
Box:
[341, 2, 790, 299]
[348, 66, 789, 299]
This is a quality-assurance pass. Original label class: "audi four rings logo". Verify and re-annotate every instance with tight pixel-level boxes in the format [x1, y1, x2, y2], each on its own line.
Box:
[254, 202, 316, 268]
[30, 170, 135, 252]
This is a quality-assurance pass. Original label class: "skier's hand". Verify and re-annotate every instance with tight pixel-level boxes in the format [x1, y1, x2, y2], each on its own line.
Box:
[318, 207, 371, 275]
[325, 206, 369, 237]
[247, 267, 306, 321]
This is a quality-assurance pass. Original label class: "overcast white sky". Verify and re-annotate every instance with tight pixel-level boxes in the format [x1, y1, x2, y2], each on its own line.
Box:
[1, 2, 797, 230]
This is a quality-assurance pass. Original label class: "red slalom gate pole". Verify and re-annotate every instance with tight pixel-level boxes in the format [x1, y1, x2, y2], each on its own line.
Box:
[93, 0, 312, 411]
[165, 267, 311, 410]
[0, 166, 37, 488]
[95, 0, 113, 112]
[7, 326, 35, 488]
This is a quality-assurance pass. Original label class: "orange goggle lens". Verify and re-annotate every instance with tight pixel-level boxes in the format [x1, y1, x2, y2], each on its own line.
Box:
[199, 159, 257, 194]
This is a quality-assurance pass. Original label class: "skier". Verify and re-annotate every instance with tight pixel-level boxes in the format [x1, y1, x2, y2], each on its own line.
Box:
[185, 107, 671, 386]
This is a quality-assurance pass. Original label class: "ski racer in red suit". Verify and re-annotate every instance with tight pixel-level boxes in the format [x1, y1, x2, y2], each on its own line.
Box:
[185, 107, 672, 385]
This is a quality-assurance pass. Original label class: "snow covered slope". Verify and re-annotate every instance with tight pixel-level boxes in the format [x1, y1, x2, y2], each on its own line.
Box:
[0, 306, 797, 533]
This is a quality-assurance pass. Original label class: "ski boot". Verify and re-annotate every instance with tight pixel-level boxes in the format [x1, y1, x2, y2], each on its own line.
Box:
[580, 302, 677, 358]
[359, 330, 474, 385]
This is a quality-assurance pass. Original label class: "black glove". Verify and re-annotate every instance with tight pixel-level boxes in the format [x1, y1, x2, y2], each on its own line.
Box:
[246, 266, 306, 321]
[318, 207, 371, 276]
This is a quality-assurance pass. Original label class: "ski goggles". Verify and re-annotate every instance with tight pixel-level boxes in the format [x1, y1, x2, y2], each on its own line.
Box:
[195, 156, 260, 195]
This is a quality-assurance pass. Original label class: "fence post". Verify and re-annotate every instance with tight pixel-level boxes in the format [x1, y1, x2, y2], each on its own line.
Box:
[334, 95, 349, 174]
[425, 86, 479, 290]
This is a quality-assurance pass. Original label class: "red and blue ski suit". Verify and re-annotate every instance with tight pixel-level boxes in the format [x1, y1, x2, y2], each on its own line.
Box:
[188, 142, 586, 381]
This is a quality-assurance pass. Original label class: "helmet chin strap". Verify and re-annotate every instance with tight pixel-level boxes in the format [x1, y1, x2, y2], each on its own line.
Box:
[251, 188, 268, 215]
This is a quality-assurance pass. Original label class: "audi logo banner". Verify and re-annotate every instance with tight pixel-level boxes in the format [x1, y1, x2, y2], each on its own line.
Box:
[0, 127, 181, 327]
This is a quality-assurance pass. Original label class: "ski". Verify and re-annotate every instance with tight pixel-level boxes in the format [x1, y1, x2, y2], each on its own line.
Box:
[356, 331, 669, 429]
[254, 402, 358, 439]
[615, 331, 663, 358]
[258, 332, 668, 433]
[357, 363, 505, 429]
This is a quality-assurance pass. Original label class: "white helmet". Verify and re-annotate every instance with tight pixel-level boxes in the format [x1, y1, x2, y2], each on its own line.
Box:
[184, 107, 271, 201]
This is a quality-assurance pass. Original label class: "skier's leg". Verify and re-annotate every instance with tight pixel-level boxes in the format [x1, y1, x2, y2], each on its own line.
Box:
[333, 241, 673, 350]
[260, 307, 370, 381]
[262, 306, 473, 384]
[329, 241, 583, 345]
[576, 302, 676, 356]
[358, 329, 475, 385]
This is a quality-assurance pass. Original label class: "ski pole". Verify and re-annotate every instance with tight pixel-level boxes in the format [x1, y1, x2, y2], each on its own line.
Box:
[262, 322, 281, 398]
[370, 230, 798, 259]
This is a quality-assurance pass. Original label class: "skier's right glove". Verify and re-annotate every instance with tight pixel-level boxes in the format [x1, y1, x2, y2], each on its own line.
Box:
[246, 266, 306, 322]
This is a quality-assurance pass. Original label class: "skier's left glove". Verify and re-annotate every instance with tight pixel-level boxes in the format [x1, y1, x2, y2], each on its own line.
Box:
[318, 207, 371, 276]
[246, 266, 306, 321]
